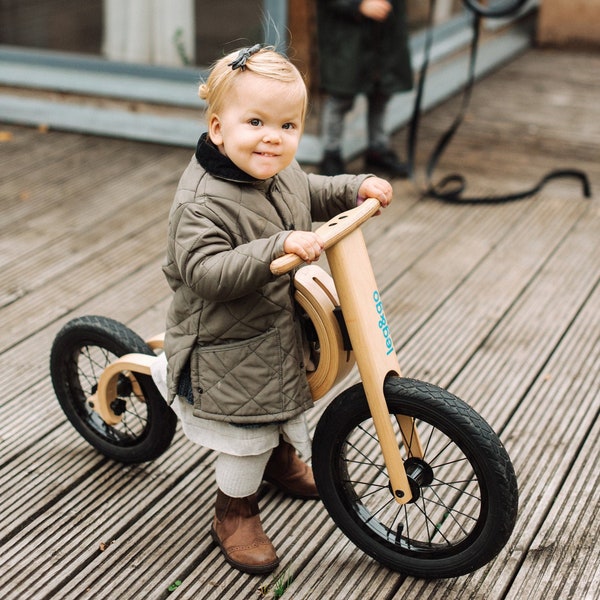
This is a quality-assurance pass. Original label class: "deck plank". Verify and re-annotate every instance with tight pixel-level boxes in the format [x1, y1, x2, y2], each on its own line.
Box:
[506, 407, 600, 600]
[0, 47, 599, 599]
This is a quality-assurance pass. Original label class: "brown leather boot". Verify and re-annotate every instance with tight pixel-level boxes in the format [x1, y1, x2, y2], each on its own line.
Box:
[264, 437, 319, 499]
[211, 489, 279, 574]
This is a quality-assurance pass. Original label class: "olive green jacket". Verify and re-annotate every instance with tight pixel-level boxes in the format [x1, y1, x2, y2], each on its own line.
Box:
[162, 136, 370, 424]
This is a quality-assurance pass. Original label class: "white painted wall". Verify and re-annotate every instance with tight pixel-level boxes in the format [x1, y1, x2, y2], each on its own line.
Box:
[102, 0, 195, 66]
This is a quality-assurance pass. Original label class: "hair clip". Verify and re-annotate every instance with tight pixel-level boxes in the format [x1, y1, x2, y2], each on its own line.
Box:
[228, 44, 262, 71]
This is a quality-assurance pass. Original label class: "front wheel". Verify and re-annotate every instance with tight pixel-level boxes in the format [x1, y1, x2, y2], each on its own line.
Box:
[312, 377, 518, 578]
[50, 315, 177, 463]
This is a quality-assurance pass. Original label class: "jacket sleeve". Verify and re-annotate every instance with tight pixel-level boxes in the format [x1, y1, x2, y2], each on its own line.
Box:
[168, 202, 290, 302]
[323, 0, 363, 19]
[306, 171, 373, 222]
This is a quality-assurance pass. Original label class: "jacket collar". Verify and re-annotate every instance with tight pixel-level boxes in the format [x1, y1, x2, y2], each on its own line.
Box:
[196, 133, 263, 184]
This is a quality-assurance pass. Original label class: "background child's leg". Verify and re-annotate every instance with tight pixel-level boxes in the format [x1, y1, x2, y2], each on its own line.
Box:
[365, 90, 408, 177]
[321, 94, 354, 154]
[320, 94, 354, 175]
[366, 90, 391, 151]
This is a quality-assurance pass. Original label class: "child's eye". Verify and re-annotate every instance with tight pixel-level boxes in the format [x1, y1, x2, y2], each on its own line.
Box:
[249, 118, 262, 126]
[282, 123, 295, 130]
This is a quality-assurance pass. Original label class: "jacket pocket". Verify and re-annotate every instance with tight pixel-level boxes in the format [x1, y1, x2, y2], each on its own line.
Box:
[191, 328, 284, 422]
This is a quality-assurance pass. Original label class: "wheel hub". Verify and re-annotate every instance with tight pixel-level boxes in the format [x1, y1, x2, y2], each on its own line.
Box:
[110, 398, 127, 416]
[389, 457, 434, 503]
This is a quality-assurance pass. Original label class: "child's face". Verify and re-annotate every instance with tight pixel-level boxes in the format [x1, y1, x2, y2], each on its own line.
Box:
[209, 72, 304, 180]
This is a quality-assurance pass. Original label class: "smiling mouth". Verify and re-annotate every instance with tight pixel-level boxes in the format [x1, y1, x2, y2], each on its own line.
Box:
[255, 152, 279, 157]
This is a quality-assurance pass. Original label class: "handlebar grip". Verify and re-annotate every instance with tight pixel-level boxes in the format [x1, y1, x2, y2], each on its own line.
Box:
[270, 252, 304, 275]
[270, 197, 381, 276]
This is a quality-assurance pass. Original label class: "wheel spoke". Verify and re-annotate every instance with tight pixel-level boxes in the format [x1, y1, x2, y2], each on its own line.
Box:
[428, 477, 481, 500]
[346, 435, 388, 478]
[415, 496, 454, 547]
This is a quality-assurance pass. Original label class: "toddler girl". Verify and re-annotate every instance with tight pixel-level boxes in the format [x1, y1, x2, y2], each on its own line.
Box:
[162, 45, 392, 574]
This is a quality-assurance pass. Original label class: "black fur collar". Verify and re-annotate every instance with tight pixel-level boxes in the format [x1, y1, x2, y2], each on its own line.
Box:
[195, 133, 258, 183]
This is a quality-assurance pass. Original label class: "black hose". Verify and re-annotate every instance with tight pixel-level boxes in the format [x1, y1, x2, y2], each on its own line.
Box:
[406, 0, 592, 204]
[463, 0, 529, 19]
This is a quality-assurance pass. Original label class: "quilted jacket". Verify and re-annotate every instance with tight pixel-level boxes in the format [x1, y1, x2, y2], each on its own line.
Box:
[162, 134, 370, 424]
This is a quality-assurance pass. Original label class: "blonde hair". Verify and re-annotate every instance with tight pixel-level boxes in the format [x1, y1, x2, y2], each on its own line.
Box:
[198, 46, 308, 126]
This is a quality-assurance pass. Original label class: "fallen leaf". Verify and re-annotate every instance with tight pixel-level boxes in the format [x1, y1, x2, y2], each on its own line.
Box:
[99, 540, 115, 551]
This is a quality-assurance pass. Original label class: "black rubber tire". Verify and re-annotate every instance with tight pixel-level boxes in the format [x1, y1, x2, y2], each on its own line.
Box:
[312, 377, 518, 578]
[50, 315, 177, 463]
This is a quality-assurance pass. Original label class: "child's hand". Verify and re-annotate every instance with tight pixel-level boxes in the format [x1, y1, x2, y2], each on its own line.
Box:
[283, 231, 325, 264]
[359, 0, 392, 22]
[357, 176, 393, 209]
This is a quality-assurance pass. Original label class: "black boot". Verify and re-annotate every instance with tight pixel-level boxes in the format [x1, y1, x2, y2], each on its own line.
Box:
[320, 150, 345, 176]
[365, 147, 409, 178]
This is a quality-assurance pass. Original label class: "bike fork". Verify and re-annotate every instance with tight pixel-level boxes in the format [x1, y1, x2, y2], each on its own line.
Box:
[326, 228, 423, 504]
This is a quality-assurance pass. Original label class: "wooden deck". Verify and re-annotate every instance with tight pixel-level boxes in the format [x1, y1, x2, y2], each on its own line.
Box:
[1, 47, 599, 599]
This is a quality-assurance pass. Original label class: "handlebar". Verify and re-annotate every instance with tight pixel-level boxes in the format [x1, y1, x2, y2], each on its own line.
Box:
[270, 197, 381, 275]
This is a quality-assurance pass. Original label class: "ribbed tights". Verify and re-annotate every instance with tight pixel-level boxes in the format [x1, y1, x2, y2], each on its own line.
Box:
[214, 450, 272, 498]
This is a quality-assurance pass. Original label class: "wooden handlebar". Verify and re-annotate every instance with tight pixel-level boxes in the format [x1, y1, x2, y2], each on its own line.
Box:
[270, 197, 381, 275]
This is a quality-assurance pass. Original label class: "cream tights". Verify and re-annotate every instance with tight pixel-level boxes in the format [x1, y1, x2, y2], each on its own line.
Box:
[214, 449, 272, 498]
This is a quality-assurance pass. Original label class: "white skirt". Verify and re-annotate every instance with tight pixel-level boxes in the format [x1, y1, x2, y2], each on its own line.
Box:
[151, 351, 313, 459]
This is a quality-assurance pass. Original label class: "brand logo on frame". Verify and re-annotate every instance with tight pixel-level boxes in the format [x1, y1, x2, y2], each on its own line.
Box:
[373, 290, 395, 356]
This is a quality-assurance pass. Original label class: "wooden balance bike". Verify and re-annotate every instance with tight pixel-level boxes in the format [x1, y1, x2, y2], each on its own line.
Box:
[50, 198, 518, 579]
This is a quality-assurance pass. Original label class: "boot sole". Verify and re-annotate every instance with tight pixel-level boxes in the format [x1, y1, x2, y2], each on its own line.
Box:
[210, 527, 280, 575]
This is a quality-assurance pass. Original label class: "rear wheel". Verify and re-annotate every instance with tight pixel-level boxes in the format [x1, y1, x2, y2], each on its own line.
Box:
[50, 315, 177, 463]
[312, 377, 518, 578]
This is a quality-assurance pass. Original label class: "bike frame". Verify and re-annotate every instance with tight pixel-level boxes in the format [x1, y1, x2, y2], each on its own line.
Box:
[88, 198, 422, 504]
[272, 198, 423, 503]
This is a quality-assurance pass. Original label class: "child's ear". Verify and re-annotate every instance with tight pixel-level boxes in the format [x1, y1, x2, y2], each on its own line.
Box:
[208, 114, 223, 146]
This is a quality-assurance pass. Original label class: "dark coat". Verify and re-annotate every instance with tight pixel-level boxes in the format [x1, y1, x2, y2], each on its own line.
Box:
[316, 0, 413, 97]
[162, 135, 370, 424]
